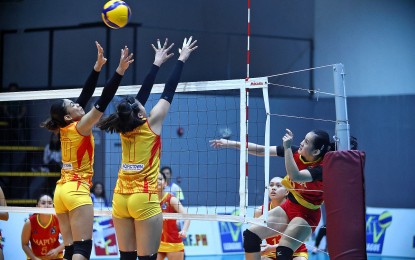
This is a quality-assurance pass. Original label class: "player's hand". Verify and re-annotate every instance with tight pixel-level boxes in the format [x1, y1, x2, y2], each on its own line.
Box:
[116, 46, 134, 75]
[94, 41, 107, 72]
[44, 247, 60, 259]
[209, 139, 229, 149]
[260, 243, 277, 256]
[152, 38, 174, 67]
[178, 36, 198, 63]
[282, 129, 294, 150]
[178, 230, 187, 238]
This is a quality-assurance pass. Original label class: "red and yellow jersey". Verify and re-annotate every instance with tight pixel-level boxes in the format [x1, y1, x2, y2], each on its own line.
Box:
[28, 214, 63, 259]
[281, 152, 323, 210]
[261, 203, 308, 259]
[58, 122, 94, 187]
[114, 121, 161, 194]
[159, 193, 185, 252]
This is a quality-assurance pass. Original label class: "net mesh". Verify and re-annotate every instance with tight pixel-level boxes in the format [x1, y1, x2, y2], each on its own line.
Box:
[0, 77, 269, 223]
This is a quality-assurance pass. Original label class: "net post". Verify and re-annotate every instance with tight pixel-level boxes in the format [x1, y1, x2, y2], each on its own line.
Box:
[332, 63, 350, 150]
[261, 81, 271, 221]
[239, 80, 248, 219]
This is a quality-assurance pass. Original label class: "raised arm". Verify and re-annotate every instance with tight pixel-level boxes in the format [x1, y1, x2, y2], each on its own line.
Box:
[148, 36, 198, 135]
[77, 46, 134, 135]
[209, 139, 279, 157]
[76, 41, 107, 108]
[170, 196, 190, 238]
[136, 38, 174, 105]
[283, 129, 313, 182]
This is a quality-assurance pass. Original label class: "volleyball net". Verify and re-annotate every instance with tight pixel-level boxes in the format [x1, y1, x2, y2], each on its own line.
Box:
[0, 63, 348, 219]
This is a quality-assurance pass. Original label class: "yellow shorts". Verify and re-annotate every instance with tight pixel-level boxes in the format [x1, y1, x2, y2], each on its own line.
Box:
[158, 241, 185, 253]
[54, 181, 92, 214]
[112, 193, 161, 220]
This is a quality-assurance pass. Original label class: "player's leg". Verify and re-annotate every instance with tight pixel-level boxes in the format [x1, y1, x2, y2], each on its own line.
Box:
[156, 252, 167, 260]
[112, 193, 137, 259]
[245, 206, 289, 260]
[113, 217, 137, 253]
[135, 213, 163, 259]
[69, 204, 94, 260]
[165, 251, 184, 260]
[277, 217, 312, 260]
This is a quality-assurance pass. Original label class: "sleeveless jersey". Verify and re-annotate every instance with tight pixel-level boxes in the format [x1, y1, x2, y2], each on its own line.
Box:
[260, 203, 308, 259]
[281, 152, 323, 209]
[28, 214, 63, 259]
[114, 121, 161, 194]
[159, 193, 185, 252]
[58, 122, 94, 187]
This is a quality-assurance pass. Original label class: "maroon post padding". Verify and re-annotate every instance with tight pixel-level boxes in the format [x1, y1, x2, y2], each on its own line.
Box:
[323, 150, 367, 260]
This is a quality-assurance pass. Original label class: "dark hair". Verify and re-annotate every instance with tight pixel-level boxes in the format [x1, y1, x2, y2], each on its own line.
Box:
[350, 136, 358, 150]
[310, 129, 331, 158]
[97, 96, 145, 133]
[160, 166, 172, 175]
[159, 171, 167, 181]
[91, 182, 106, 199]
[37, 194, 52, 204]
[40, 99, 69, 131]
[329, 135, 358, 151]
[49, 133, 61, 151]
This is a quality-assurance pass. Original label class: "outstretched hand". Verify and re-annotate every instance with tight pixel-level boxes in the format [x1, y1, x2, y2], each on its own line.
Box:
[282, 129, 294, 149]
[209, 139, 228, 149]
[116, 46, 134, 75]
[94, 41, 107, 72]
[178, 36, 198, 63]
[152, 38, 174, 67]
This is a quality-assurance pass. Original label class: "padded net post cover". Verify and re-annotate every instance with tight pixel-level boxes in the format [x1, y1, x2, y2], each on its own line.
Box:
[324, 150, 367, 260]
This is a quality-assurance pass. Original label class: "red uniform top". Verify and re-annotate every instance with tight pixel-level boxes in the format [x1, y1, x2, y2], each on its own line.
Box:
[282, 152, 323, 209]
[261, 203, 308, 259]
[28, 214, 63, 259]
[160, 193, 182, 243]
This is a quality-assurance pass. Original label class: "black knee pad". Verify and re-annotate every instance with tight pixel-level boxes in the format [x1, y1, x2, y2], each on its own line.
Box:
[73, 239, 93, 259]
[243, 229, 262, 253]
[137, 253, 157, 260]
[120, 250, 137, 260]
[63, 245, 74, 260]
[276, 246, 294, 260]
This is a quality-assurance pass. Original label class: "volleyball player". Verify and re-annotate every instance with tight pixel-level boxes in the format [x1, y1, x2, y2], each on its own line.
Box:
[41, 42, 134, 260]
[157, 171, 190, 260]
[210, 128, 330, 260]
[255, 177, 307, 260]
[21, 194, 64, 259]
[97, 37, 197, 260]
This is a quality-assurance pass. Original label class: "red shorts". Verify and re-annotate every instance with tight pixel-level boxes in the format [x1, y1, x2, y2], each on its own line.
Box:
[280, 199, 321, 232]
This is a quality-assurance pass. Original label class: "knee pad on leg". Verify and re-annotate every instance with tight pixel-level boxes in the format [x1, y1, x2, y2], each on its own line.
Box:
[243, 229, 262, 253]
[120, 251, 137, 260]
[63, 245, 74, 260]
[276, 246, 294, 260]
[73, 239, 93, 259]
[137, 253, 157, 260]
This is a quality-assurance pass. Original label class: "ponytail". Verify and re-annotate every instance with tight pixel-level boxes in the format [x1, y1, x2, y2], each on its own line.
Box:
[97, 96, 145, 134]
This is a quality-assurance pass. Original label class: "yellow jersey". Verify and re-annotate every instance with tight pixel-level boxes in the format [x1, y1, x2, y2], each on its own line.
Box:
[58, 122, 94, 187]
[114, 121, 161, 194]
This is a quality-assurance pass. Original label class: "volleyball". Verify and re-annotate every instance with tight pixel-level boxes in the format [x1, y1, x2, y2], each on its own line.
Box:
[101, 0, 131, 29]
[378, 211, 392, 229]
